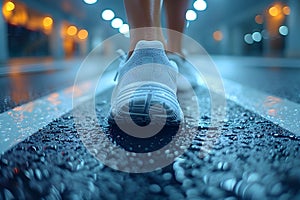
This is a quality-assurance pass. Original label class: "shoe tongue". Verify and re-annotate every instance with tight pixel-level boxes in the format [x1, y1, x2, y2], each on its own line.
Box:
[135, 40, 164, 50]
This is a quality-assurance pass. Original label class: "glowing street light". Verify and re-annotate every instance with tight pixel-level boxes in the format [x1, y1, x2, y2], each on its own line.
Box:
[111, 18, 123, 29]
[244, 34, 253, 44]
[78, 29, 88, 40]
[252, 32, 262, 42]
[43, 17, 53, 28]
[5, 1, 15, 11]
[279, 26, 288, 36]
[67, 25, 77, 36]
[83, 0, 97, 5]
[186, 10, 197, 21]
[269, 6, 279, 17]
[193, 0, 207, 11]
[102, 9, 115, 21]
[119, 24, 129, 34]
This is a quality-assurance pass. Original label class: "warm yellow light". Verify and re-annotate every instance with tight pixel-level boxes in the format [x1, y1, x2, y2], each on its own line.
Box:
[213, 30, 223, 41]
[78, 29, 88, 40]
[67, 25, 77, 36]
[283, 6, 290, 15]
[255, 15, 263, 24]
[269, 6, 279, 17]
[10, 6, 28, 26]
[2, 5, 12, 20]
[5, 1, 15, 12]
[43, 16, 53, 27]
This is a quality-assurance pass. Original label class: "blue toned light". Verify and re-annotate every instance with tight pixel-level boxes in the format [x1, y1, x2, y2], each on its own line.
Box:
[102, 9, 115, 21]
[119, 24, 129, 34]
[186, 10, 197, 21]
[83, 0, 97, 5]
[111, 18, 123, 29]
[244, 34, 253, 44]
[193, 0, 207, 11]
[279, 26, 288, 36]
[252, 32, 262, 42]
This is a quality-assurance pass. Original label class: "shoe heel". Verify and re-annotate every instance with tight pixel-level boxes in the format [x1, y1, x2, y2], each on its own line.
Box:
[109, 82, 183, 127]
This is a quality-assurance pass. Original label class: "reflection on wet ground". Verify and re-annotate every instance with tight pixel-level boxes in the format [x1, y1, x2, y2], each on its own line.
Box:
[263, 96, 282, 117]
[214, 57, 300, 104]
[9, 73, 30, 105]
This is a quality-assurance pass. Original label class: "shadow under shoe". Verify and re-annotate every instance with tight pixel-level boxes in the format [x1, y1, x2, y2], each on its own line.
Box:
[107, 83, 182, 153]
[106, 119, 180, 153]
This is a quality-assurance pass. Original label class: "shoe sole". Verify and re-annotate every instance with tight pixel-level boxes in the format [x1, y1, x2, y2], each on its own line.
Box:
[108, 82, 183, 127]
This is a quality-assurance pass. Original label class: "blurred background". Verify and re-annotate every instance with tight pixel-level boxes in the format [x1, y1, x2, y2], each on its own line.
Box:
[1, 0, 300, 66]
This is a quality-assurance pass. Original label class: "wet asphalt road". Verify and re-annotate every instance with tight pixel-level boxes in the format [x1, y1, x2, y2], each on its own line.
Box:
[1, 83, 300, 199]
[0, 66, 78, 113]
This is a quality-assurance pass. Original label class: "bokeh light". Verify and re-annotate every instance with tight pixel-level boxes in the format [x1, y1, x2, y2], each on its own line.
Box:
[43, 17, 53, 28]
[269, 6, 279, 17]
[279, 26, 288, 36]
[193, 0, 207, 11]
[102, 9, 115, 21]
[282, 6, 290, 15]
[252, 32, 262, 42]
[186, 10, 197, 21]
[3, 2, 28, 26]
[78, 29, 88, 40]
[5, 1, 15, 11]
[119, 24, 129, 34]
[67, 25, 78, 36]
[255, 15, 263, 24]
[111, 18, 123, 29]
[83, 0, 97, 5]
[213, 30, 223, 41]
[244, 34, 253, 44]
[261, 30, 269, 39]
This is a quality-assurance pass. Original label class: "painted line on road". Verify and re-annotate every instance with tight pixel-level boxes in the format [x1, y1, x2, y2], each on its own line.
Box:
[206, 76, 300, 135]
[0, 71, 115, 154]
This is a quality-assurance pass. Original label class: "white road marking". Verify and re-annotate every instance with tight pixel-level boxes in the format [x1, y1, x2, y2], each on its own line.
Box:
[204, 77, 300, 135]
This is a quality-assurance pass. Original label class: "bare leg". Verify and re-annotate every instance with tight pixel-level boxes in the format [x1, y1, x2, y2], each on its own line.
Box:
[124, 0, 165, 55]
[164, 0, 189, 56]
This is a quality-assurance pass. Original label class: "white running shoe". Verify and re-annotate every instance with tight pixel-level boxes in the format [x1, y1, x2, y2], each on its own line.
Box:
[108, 40, 184, 127]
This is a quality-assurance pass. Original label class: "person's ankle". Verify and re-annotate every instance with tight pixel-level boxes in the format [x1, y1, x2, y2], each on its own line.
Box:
[128, 39, 167, 60]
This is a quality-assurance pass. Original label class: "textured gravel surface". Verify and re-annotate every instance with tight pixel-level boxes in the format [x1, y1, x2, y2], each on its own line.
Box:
[1, 86, 300, 200]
